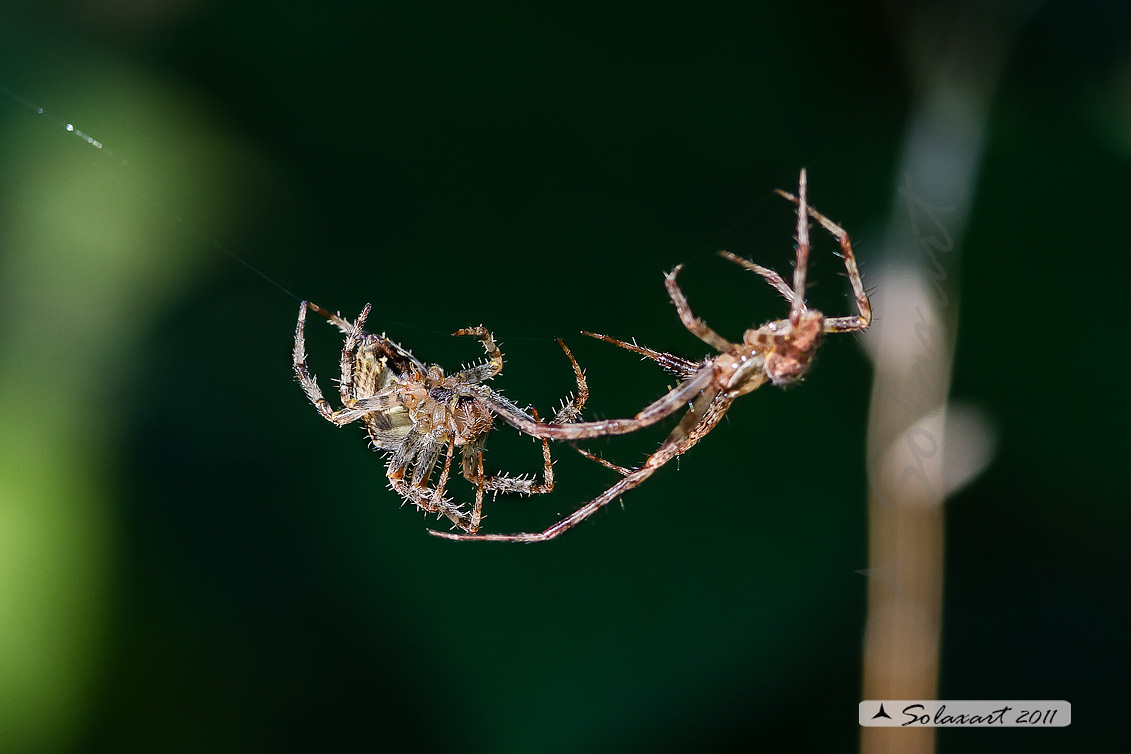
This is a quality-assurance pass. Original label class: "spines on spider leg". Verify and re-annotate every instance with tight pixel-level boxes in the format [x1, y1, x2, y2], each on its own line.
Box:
[452, 325, 504, 382]
[306, 301, 357, 335]
[802, 203, 872, 332]
[580, 330, 700, 380]
[294, 300, 351, 425]
[551, 391, 584, 424]
[575, 447, 635, 476]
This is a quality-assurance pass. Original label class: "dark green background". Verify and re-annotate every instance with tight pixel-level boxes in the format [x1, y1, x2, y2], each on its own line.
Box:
[1, 1, 1126, 752]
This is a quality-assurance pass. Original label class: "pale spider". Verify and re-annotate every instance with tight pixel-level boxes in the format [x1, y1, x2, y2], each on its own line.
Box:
[432, 169, 871, 542]
[293, 301, 588, 533]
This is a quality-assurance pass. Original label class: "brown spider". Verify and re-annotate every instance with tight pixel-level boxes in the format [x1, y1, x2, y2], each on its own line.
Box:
[293, 301, 588, 533]
[431, 169, 871, 542]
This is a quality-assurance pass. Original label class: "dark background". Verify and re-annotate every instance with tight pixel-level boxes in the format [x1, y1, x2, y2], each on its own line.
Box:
[0, 1, 1126, 752]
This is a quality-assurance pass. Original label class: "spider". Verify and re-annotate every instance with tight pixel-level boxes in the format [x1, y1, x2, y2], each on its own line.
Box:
[293, 301, 588, 533]
[431, 169, 871, 542]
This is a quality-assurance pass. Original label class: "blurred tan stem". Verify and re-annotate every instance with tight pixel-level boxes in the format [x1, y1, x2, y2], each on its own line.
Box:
[860, 4, 1037, 752]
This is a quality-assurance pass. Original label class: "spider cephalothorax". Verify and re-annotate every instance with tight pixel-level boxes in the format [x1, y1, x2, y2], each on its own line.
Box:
[396, 365, 494, 445]
[293, 303, 587, 533]
[753, 309, 825, 387]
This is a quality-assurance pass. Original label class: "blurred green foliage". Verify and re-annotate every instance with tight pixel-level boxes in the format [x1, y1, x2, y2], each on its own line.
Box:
[0, 1, 1127, 752]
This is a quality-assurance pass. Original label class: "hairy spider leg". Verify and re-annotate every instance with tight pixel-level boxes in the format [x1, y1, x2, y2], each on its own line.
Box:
[573, 447, 634, 477]
[452, 328, 590, 426]
[579, 332, 701, 380]
[716, 251, 796, 304]
[570, 332, 702, 473]
[431, 387, 735, 542]
[664, 264, 733, 351]
[338, 303, 373, 408]
[387, 428, 473, 529]
[483, 367, 714, 441]
[773, 193, 871, 334]
[452, 325, 504, 383]
[455, 408, 557, 499]
[294, 301, 382, 426]
[431, 436, 463, 526]
[450, 330, 588, 499]
[567, 265, 755, 478]
[305, 300, 356, 335]
[479, 260, 739, 443]
[472, 449, 485, 529]
[548, 339, 590, 424]
[306, 300, 428, 372]
[786, 168, 811, 328]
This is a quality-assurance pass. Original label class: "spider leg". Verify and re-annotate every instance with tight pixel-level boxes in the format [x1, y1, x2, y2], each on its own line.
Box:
[410, 439, 442, 487]
[309, 300, 428, 375]
[388, 430, 473, 530]
[581, 331, 700, 380]
[459, 409, 557, 496]
[386, 428, 426, 492]
[549, 339, 590, 424]
[451, 332, 589, 424]
[293, 301, 372, 426]
[665, 265, 733, 352]
[452, 325, 504, 383]
[431, 436, 465, 529]
[771, 169, 812, 328]
[338, 304, 372, 408]
[305, 301, 357, 335]
[349, 388, 404, 414]
[388, 475, 471, 528]
[775, 185, 871, 333]
[470, 448, 485, 532]
[716, 252, 797, 306]
[460, 436, 486, 486]
[430, 387, 734, 542]
[574, 447, 634, 476]
[576, 375, 737, 477]
[480, 365, 714, 440]
[808, 206, 871, 333]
